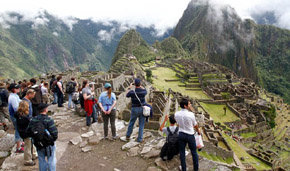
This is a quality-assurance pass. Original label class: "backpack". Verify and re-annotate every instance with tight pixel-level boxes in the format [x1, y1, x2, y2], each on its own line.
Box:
[51, 80, 57, 93]
[79, 92, 85, 109]
[72, 92, 80, 104]
[15, 113, 30, 139]
[0, 89, 8, 107]
[160, 127, 179, 160]
[30, 118, 54, 150]
[66, 82, 75, 94]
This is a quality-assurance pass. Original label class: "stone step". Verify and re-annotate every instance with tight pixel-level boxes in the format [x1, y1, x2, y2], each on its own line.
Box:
[151, 114, 162, 121]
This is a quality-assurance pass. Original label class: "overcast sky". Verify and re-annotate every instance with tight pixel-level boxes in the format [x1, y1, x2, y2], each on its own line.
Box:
[0, 0, 289, 32]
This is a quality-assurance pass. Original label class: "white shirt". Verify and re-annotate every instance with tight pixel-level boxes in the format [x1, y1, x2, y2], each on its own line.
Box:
[175, 109, 197, 135]
[162, 126, 179, 136]
[41, 86, 48, 95]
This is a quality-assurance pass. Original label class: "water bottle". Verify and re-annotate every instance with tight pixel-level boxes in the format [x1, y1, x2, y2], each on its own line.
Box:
[45, 129, 51, 136]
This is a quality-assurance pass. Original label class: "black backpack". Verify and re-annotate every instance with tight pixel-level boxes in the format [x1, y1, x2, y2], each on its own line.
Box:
[66, 82, 75, 94]
[51, 80, 57, 93]
[30, 118, 54, 150]
[79, 92, 85, 109]
[160, 127, 179, 160]
[0, 89, 8, 107]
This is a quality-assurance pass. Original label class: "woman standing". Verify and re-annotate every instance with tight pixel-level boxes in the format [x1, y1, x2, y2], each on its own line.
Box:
[56, 76, 64, 107]
[98, 83, 117, 139]
[82, 80, 97, 126]
[15, 101, 36, 166]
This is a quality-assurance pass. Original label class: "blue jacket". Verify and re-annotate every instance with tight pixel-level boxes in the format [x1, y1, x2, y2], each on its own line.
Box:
[126, 88, 147, 107]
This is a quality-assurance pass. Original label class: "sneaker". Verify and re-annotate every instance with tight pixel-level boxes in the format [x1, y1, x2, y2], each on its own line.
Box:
[126, 136, 130, 141]
[16, 147, 24, 153]
[112, 135, 119, 140]
[24, 161, 35, 166]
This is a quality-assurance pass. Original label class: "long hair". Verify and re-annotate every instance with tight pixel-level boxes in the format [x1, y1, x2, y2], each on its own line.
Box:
[82, 80, 88, 90]
[18, 101, 29, 116]
[106, 87, 112, 99]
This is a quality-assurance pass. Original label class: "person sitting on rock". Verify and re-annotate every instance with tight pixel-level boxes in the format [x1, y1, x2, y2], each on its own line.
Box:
[82, 80, 97, 126]
[98, 83, 117, 139]
[159, 114, 179, 161]
[15, 101, 37, 166]
[125, 78, 147, 142]
[0, 82, 9, 131]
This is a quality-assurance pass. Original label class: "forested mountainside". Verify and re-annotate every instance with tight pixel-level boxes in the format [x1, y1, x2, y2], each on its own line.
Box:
[0, 11, 172, 79]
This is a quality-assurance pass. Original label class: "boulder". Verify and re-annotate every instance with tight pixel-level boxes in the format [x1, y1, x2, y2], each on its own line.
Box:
[88, 136, 100, 145]
[70, 136, 82, 145]
[0, 134, 14, 151]
[81, 146, 93, 153]
[122, 141, 139, 151]
[121, 109, 131, 122]
[0, 151, 9, 158]
[81, 131, 94, 138]
[141, 146, 152, 154]
[127, 147, 139, 157]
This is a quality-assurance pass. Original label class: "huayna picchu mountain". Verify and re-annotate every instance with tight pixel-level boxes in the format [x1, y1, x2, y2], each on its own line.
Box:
[173, 0, 290, 103]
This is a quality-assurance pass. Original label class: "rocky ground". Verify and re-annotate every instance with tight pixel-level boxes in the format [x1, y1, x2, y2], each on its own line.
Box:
[0, 103, 236, 171]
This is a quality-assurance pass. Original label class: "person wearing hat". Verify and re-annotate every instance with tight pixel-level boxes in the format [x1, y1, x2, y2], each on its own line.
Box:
[125, 78, 147, 142]
[98, 83, 117, 139]
[27, 103, 58, 171]
[0, 82, 9, 131]
[8, 83, 23, 153]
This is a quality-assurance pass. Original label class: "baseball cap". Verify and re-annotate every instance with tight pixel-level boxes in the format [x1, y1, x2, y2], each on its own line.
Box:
[104, 83, 111, 88]
[8, 83, 20, 91]
[134, 78, 141, 86]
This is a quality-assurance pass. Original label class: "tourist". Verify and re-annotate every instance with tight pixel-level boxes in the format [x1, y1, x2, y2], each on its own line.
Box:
[0, 83, 9, 131]
[41, 82, 49, 104]
[27, 103, 58, 171]
[56, 76, 64, 107]
[30, 78, 42, 116]
[159, 115, 179, 160]
[8, 83, 23, 153]
[66, 77, 78, 109]
[98, 83, 117, 139]
[22, 89, 36, 119]
[15, 101, 36, 166]
[125, 78, 147, 142]
[50, 75, 58, 104]
[175, 98, 201, 171]
[19, 82, 27, 99]
[82, 80, 97, 126]
[40, 80, 44, 87]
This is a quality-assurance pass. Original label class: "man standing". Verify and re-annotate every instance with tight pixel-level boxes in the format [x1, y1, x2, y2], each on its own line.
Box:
[175, 99, 200, 171]
[22, 89, 36, 119]
[28, 103, 58, 171]
[30, 78, 42, 116]
[0, 83, 9, 131]
[8, 83, 23, 153]
[125, 78, 147, 142]
[66, 77, 78, 109]
[49, 75, 57, 104]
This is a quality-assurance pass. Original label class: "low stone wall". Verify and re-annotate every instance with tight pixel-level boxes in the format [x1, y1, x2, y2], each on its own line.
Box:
[203, 141, 234, 159]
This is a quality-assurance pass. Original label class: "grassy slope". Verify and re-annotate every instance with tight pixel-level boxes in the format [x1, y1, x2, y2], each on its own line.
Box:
[151, 67, 210, 99]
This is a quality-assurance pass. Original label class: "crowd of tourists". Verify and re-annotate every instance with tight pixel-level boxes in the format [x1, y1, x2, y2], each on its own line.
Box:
[0, 76, 201, 171]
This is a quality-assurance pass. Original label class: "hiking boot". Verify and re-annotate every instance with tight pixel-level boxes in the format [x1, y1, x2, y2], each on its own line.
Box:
[16, 147, 24, 153]
[24, 161, 35, 166]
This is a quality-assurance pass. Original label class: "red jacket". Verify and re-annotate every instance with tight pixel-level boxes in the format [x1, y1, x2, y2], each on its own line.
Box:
[84, 99, 97, 116]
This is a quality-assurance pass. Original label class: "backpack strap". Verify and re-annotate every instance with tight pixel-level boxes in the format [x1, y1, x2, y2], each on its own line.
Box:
[133, 90, 143, 106]
[167, 127, 173, 135]
[173, 127, 179, 134]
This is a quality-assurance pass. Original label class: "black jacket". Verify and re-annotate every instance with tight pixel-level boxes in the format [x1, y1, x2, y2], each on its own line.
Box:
[15, 112, 30, 139]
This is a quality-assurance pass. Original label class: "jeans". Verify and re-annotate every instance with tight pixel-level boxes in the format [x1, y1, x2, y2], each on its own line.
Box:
[68, 93, 74, 108]
[102, 109, 116, 137]
[37, 145, 56, 171]
[52, 92, 58, 104]
[86, 105, 97, 126]
[10, 116, 21, 142]
[126, 107, 145, 142]
[57, 92, 63, 107]
[179, 132, 199, 171]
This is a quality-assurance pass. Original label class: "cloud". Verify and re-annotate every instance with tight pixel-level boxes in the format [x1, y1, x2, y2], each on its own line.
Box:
[0, 0, 289, 33]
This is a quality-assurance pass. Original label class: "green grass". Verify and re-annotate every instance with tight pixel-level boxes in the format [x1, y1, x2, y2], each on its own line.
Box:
[198, 151, 234, 164]
[240, 132, 257, 138]
[152, 67, 210, 99]
[222, 133, 272, 170]
[200, 102, 240, 123]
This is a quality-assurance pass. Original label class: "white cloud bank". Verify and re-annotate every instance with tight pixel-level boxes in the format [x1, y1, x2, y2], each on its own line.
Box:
[0, 0, 289, 33]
